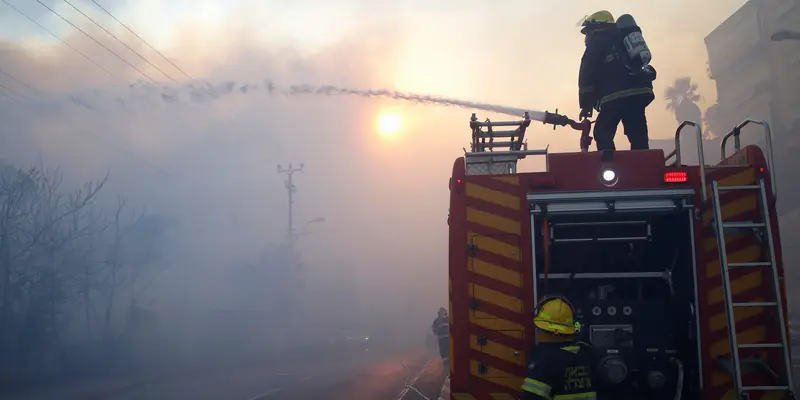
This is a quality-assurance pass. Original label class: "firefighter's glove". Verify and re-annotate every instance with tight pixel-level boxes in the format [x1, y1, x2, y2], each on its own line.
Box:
[579, 108, 593, 120]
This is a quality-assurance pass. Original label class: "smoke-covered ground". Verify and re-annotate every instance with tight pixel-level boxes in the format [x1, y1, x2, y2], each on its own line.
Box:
[0, 0, 782, 397]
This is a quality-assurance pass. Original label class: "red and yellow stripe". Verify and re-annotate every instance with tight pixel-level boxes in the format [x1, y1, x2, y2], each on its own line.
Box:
[452, 173, 530, 399]
[698, 167, 788, 399]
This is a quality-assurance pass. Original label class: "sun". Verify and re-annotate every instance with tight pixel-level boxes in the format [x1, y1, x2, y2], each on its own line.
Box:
[377, 113, 402, 136]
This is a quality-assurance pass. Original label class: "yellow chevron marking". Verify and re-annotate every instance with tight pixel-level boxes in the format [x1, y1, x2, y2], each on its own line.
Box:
[703, 232, 750, 253]
[704, 169, 757, 209]
[761, 391, 787, 400]
[490, 394, 517, 400]
[470, 312, 524, 339]
[710, 350, 768, 387]
[468, 232, 521, 261]
[470, 284, 522, 313]
[710, 326, 767, 357]
[465, 183, 521, 211]
[702, 193, 759, 227]
[706, 245, 762, 279]
[449, 300, 453, 325]
[709, 298, 765, 332]
[467, 207, 522, 235]
[708, 270, 763, 305]
[470, 334, 524, 366]
[490, 176, 520, 185]
[471, 258, 522, 288]
[469, 360, 523, 390]
[453, 394, 477, 400]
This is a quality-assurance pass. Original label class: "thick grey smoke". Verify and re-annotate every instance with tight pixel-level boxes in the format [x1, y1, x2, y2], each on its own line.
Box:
[4, 79, 549, 120]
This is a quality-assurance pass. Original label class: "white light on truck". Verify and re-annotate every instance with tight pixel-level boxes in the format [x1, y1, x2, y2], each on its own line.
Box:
[601, 169, 617, 183]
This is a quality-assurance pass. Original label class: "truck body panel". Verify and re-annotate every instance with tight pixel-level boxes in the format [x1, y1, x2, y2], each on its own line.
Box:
[448, 117, 791, 400]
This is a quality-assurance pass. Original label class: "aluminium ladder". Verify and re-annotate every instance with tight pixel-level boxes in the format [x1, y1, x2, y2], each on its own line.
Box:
[711, 178, 795, 399]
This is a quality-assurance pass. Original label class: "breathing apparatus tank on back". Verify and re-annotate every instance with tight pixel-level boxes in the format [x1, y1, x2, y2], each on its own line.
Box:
[616, 14, 656, 82]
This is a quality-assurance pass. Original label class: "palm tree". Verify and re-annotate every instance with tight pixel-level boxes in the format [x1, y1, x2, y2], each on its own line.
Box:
[664, 77, 704, 130]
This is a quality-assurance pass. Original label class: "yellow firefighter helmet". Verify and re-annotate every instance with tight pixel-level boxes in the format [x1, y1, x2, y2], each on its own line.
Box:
[533, 296, 579, 335]
[581, 10, 616, 34]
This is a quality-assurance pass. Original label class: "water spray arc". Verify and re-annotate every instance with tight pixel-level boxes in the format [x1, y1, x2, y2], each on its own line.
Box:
[11, 78, 594, 149]
[18, 79, 558, 122]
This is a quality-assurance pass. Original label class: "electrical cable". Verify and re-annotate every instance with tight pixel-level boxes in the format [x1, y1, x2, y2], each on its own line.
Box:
[62, 0, 179, 84]
[89, 0, 194, 81]
[1, 0, 120, 81]
[34, 0, 158, 83]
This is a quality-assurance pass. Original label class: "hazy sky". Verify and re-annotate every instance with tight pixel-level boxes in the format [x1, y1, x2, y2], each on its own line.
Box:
[0, 0, 748, 310]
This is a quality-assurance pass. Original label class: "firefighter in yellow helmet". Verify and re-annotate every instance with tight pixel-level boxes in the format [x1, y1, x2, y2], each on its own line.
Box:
[520, 296, 597, 400]
[578, 10, 656, 151]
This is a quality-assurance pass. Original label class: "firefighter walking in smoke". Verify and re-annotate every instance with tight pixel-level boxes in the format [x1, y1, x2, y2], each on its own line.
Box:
[520, 296, 597, 400]
[431, 307, 450, 372]
[578, 10, 656, 151]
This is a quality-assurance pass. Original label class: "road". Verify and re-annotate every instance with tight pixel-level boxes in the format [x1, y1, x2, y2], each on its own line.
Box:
[16, 347, 446, 400]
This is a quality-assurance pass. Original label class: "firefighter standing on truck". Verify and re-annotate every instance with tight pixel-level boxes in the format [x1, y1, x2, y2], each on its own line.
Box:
[578, 10, 656, 151]
[432, 307, 450, 371]
[520, 296, 597, 400]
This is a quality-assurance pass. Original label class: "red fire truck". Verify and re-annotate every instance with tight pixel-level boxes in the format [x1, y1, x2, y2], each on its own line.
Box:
[447, 113, 793, 399]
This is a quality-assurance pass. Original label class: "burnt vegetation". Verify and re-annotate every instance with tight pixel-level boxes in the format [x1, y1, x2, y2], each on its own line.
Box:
[0, 161, 166, 390]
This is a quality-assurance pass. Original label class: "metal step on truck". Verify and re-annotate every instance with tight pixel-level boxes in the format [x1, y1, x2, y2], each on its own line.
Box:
[446, 113, 793, 399]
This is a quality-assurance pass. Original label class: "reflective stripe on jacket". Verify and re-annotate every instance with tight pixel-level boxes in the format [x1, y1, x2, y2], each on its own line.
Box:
[520, 342, 597, 400]
[579, 28, 654, 111]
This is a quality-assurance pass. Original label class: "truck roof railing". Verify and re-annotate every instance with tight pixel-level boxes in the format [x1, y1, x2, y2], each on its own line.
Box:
[665, 119, 776, 202]
[465, 113, 550, 175]
[665, 121, 707, 201]
[720, 119, 776, 200]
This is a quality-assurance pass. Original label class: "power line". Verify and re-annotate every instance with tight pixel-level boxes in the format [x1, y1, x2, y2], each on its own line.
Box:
[89, 0, 194, 81]
[1, 2, 176, 178]
[0, 81, 29, 101]
[33, 0, 157, 84]
[1, 0, 120, 80]
[86, 1, 244, 120]
[0, 66, 41, 95]
[62, 0, 178, 84]
[0, 68, 175, 178]
[87, 0, 246, 125]
[0, 89, 20, 103]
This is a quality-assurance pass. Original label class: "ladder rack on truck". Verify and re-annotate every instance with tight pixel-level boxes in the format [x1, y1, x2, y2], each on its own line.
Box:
[447, 114, 793, 400]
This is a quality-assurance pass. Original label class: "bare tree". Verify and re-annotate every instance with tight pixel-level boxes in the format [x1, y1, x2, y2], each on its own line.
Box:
[0, 164, 108, 382]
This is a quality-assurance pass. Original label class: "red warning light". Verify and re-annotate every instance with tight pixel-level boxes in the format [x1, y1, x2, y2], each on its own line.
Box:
[759, 167, 765, 172]
[457, 179, 463, 184]
[664, 171, 688, 183]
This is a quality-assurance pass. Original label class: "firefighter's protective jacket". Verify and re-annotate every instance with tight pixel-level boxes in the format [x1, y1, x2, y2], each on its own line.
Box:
[521, 341, 597, 400]
[578, 29, 654, 111]
[431, 315, 449, 338]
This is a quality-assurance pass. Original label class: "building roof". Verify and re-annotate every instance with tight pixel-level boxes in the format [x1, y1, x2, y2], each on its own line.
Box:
[705, 0, 756, 44]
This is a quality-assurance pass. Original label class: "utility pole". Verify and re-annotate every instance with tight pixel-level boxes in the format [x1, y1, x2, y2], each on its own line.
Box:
[277, 162, 303, 249]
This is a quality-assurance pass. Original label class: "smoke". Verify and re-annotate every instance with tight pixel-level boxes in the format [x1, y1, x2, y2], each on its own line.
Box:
[3, 79, 549, 121]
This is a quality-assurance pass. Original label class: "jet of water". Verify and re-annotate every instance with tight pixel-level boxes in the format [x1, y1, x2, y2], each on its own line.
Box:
[10, 79, 550, 122]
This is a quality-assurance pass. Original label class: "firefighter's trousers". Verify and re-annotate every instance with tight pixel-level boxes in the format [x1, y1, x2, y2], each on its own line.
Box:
[437, 335, 450, 372]
[593, 95, 652, 151]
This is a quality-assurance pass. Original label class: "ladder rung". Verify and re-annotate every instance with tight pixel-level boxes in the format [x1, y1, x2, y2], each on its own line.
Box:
[717, 185, 761, 191]
[742, 385, 791, 391]
[728, 261, 773, 268]
[722, 222, 765, 229]
[732, 302, 777, 307]
[738, 343, 783, 349]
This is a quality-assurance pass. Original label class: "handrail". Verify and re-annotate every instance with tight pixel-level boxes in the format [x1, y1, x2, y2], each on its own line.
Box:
[669, 121, 707, 202]
[719, 119, 776, 200]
